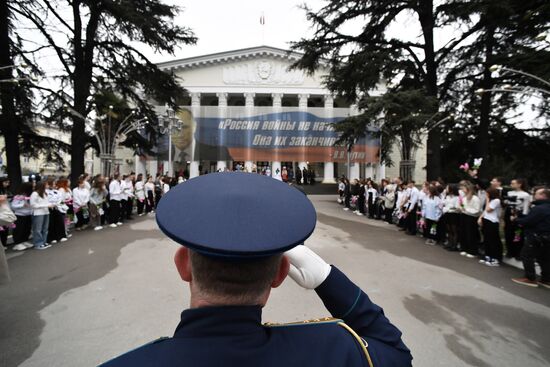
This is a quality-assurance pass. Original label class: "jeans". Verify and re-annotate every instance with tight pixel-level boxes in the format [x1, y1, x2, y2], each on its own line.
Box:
[32, 214, 49, 248]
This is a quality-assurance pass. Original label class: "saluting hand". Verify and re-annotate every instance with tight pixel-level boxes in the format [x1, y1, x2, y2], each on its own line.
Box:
[284, 245, 331, 289]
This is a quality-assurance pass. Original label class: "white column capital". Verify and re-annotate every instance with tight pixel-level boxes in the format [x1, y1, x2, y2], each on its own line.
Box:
[244, 92, 255, 108]
[216, 92, 228, 107]
[272, 93, 283, 108]
[191, 92, 201, 107]
[298, 94, 309, 109]
[323, 95, 334, 109]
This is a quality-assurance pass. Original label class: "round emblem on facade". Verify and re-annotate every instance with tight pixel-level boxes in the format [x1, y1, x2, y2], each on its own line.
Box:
[257, 61, 272, 80]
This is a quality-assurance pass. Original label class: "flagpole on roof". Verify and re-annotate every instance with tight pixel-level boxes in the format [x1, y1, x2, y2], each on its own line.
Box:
[260, 11, 265, 45]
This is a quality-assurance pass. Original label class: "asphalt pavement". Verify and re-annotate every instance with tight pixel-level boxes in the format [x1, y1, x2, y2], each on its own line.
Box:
[1, 195, 549, 367]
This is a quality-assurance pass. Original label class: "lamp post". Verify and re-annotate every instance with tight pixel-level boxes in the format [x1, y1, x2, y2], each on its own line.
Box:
[66, 104, 149, 177]
[158, 105, 182, 177]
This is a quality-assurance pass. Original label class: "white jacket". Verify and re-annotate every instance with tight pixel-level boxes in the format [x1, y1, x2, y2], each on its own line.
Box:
[72, 187, 90, 210]
[109, 180, 122, 201]
[135, 181, 145, 201]
[30, 192, 50, 216]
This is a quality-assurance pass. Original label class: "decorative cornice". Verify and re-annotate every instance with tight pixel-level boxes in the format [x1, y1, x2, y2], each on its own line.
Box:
[156, 45, 327, 71]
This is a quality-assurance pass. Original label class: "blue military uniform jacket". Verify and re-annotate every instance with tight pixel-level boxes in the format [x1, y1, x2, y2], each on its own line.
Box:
[100, 267, 412, 367]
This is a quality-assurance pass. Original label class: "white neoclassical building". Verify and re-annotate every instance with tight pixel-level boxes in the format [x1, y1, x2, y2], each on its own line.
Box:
[0, 46, 427, 182]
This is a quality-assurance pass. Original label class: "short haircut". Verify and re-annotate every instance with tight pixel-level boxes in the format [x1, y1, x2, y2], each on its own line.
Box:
[189, 251, 282, 304]
[533, 186, 549, 199]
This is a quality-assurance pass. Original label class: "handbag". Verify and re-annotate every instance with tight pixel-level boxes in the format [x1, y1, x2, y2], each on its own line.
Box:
[0, 204, 17, 226]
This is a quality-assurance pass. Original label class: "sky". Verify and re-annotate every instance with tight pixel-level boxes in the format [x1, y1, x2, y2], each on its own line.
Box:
[145, 0, 328, 62]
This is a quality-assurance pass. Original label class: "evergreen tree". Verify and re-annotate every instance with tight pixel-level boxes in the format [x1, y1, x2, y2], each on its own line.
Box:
[10, 0, 196, 185]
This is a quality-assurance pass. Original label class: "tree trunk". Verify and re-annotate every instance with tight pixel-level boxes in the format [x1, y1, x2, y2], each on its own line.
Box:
[418, 0, 441, 180]
[0, 0, 22, 188]
[476, 23, 496, 177]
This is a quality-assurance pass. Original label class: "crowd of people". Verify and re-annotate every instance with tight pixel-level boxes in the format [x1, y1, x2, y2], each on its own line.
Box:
[0, 173, 181, 251]
[337, 176, 550, 288]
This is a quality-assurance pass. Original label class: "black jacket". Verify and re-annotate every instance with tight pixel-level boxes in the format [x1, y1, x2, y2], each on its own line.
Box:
[516, 199, 550, 236]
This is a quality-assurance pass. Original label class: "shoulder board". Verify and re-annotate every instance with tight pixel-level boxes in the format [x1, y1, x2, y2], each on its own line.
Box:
[263, 317, 342, 328]
[337, 322, 374, 367]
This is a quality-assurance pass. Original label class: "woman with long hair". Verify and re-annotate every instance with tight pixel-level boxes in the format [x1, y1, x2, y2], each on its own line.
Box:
[479, 188, 504, 266]
[135, 173, 146, 216]
[56, 178, 71, 241]
[72, 178, 91, 231]
[45, 178, 67, 244]
[421, 185, 443, 245]
[30, 181, 53, 250]
[144, 176, 155, 214]
[443, 184, 461, 252]
[458, 181, 482, 258]
[90, 176, 108, 231]
[109, 173, 123, 227]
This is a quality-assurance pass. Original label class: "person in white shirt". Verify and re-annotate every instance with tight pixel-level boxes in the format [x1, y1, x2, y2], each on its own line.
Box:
[442, 184, 461, 251]
[90, 176, 108, 231]
[45, 178, 67, 244]
[10, 183, 34, 251]
[421, 185, 443, 245]
[504, 178, 531, 259]
[458, 181, 482, 258]
[30, 181, 53, 250]
[479, 188, 503, 266]
[366, 181, 378, 218]
[120, 174, 129, 222]
[162, 177, 171, 194]
[135, 174, 146, 216]
[109, 173, 123, 227]
[72, 178, 91, 231]
[144, 176, 155, 214]
[122, 173, 135, 220]
[55, 178, 72, 241]
[404, 180, 420, 235]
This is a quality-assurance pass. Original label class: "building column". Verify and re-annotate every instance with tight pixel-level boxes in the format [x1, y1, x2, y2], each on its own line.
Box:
[364, 163, 374, 179]
[216, 92, 228, 172]
[349, 163, 360, 181]
[323, 94, 336, 183]
[190, 92, 201, 178]
[297, 94, 309, 178]
[244, 92, 255, 171]
[270, 93, 284, 179]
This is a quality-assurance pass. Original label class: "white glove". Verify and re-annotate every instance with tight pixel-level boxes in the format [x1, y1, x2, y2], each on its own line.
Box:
[285, 245, 332, 289]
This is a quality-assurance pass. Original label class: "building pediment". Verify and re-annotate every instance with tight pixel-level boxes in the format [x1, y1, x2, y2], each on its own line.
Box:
[157, 46, 329, 92]
[156, 45, 321, 72]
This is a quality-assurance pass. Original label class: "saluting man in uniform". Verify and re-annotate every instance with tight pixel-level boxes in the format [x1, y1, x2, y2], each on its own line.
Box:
[100, 172, 412, 367]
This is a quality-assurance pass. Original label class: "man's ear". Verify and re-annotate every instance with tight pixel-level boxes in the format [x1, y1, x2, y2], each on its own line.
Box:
[174, 247, 192, 282]
[271, 255, 290, 288]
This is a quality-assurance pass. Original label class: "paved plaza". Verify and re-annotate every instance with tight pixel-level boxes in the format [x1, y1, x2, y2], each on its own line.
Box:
[1, 195, 549, 367]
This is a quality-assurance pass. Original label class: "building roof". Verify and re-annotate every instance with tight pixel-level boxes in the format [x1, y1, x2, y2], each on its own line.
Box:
[156, 45, 321, 71]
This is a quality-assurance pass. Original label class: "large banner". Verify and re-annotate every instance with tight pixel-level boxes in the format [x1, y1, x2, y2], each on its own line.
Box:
[167, 106, 380, 163]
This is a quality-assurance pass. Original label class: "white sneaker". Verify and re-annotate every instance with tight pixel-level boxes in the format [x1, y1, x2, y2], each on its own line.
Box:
[35, 244, 51, 250]
[356, 212, 363, 216]
[116, 222, 123, 226]
[485, 259, 500, 267]
[94, 226, 103, 231]
[139, 213, 145, 217]
[109, 223, 118, 228]
[60, 237, 68, 242]
[460, 251, 467, 256]
[12, 244, 27, 251]
[23, 242, 34, 249]
[343, 208, 350, 211]
[51, 240, 58, 244]
[67, 234, 73, 238]
[466, 254, 476, 258]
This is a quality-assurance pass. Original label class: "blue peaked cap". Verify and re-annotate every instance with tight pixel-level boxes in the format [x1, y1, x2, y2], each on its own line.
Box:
[156, 172, 317, 259]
